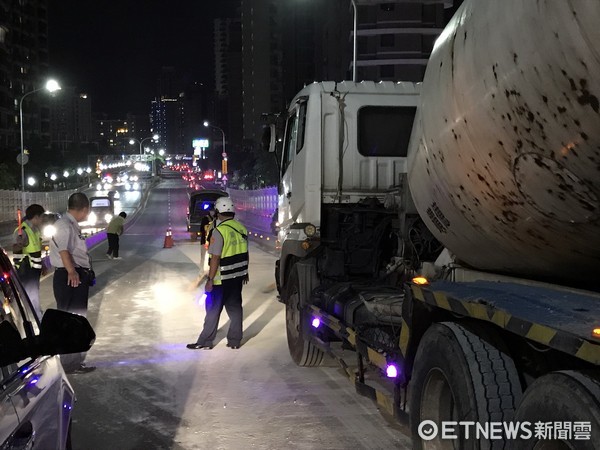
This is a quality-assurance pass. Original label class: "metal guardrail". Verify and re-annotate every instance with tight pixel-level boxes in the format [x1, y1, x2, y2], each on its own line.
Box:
[227, 187, 278, 235]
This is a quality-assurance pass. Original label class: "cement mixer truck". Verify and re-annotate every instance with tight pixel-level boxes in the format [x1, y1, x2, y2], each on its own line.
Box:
[266, 0, 600, 448]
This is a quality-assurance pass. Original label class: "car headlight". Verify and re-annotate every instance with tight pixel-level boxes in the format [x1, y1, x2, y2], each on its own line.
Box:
[125, 183, 131, 190]
[43, 224, 56, 239]
[133, 182, 140, 190]
[96, 183, 102, 191]
[88, 212, 97, 225]
[105, 213, 113, 222]
[304, 224, 317, 237]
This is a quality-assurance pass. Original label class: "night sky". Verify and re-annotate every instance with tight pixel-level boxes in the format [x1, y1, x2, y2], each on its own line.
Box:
[48, 1, 238, 116]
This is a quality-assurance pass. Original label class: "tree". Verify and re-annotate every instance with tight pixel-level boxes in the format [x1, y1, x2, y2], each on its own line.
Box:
[0, 163, 18, 189]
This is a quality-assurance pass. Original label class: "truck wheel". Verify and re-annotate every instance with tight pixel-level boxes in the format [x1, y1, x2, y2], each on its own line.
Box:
[409, 322, 521, 450]
[190, 233, 197, 242]
[513, 371, 600, 449]
[285, 266, 324, 367]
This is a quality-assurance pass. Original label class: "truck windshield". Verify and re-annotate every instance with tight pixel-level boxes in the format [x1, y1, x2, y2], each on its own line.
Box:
[358, 106, 416, 157]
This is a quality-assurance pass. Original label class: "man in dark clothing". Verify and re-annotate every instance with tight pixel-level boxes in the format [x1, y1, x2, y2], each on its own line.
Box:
[106, 211, 127, 260]
[187, 197, 249, 350]
[199, 209, 215, 273]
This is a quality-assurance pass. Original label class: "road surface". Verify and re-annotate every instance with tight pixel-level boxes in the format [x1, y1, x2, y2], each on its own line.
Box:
[37, 179, 411, 450]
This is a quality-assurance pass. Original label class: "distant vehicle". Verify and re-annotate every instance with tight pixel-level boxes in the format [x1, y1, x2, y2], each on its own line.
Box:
[187, 189, 228, 241]
[87, 196, 114, 228]
[0, 245, 95, 449]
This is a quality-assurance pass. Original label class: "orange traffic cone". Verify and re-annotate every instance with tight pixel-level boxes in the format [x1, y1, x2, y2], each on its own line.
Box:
[163, 228, 174, 248]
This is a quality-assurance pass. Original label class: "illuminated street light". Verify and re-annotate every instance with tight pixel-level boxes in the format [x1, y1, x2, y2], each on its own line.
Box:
[203, 121, 228, 177]
[19, 78, 61, 210]
[27, 177, 36, 187]
[50, 173, 57, 181]
[129, 134, 159, 155]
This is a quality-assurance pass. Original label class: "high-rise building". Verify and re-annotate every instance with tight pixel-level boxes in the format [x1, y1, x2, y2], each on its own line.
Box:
[0, 0, 51, 166]
[214, 16, 242, 160]
[217, 0, 461, 159]
[240, 0, 284, 148]
[181, 81, 210, 157]
[355, 1, 455, 82]
[157, 66, 179, 100]
[151, 97, 183, 154]
[93, 113, 151, 155]
[50, 87, 92, 149]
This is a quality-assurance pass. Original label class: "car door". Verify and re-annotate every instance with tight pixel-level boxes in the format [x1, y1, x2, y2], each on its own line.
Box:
[0, 366, 20, 449]
[0, 260, 73, 449]
[279, 98, 308, 230]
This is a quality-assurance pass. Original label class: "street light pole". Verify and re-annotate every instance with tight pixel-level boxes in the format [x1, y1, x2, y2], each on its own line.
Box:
[19, 79, 61, 212]
[129, 134, 159, 156]
[351, 0, 357, 82]
[203, 121, 227, 176]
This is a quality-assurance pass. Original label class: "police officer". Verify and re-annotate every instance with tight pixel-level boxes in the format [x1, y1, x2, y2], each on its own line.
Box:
[49, 192, 95, 373]
[187, 197, 249, 350]
[13, 204, 45, 319]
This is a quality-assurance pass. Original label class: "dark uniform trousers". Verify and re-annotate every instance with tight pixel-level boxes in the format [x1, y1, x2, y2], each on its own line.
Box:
[53, 267, 91, 371]
[196, 277, 244, 346]
[107, 233, 120, 257]
[19, 264, 42, 319]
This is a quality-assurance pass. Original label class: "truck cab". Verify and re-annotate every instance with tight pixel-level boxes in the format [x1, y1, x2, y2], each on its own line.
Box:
[273, 81, 423, 290]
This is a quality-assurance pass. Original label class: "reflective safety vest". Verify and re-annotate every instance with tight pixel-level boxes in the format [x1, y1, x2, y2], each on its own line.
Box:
[14, 221, 43, 270]
[216, 219, 248, 282]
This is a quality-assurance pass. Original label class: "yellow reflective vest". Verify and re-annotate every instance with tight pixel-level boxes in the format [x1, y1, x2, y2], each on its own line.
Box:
[215, 219, 248, 282]
[14, 221, 43, 269]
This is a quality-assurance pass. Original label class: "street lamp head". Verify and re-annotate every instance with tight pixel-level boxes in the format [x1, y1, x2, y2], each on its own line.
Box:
[45, 79, 61, 93]
[203, 121, 209, 127]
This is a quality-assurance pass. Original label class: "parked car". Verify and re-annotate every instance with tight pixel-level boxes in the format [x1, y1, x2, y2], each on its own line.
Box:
[87, 196, 114, 228]
[0, 246, 95, 449]
[187, 189, 228, 241]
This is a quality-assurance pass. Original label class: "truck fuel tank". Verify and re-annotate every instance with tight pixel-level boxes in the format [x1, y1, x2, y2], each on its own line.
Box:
[408, 0, 600, 283]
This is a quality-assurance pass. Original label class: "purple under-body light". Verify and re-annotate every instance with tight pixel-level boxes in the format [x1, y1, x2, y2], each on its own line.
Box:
[386, 364, 399, 378]
[311, 317, 321, 328]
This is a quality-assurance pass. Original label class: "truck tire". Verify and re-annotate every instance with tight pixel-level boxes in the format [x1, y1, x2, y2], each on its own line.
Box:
[190, 232, 197, 242]
[513, 371, 600, 449]
[285, 265, 324, 367]
[409, 322, 521, 450]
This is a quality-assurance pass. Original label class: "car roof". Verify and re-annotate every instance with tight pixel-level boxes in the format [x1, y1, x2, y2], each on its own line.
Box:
[90, 197, 113, 207]
[189, 189, 228, 198]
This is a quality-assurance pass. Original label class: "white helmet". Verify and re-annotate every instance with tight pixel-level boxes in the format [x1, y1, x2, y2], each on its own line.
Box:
[214, 197, 235, 213]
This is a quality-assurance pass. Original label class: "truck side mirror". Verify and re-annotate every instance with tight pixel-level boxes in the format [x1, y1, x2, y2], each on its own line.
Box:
[261, 124, 277, 153]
